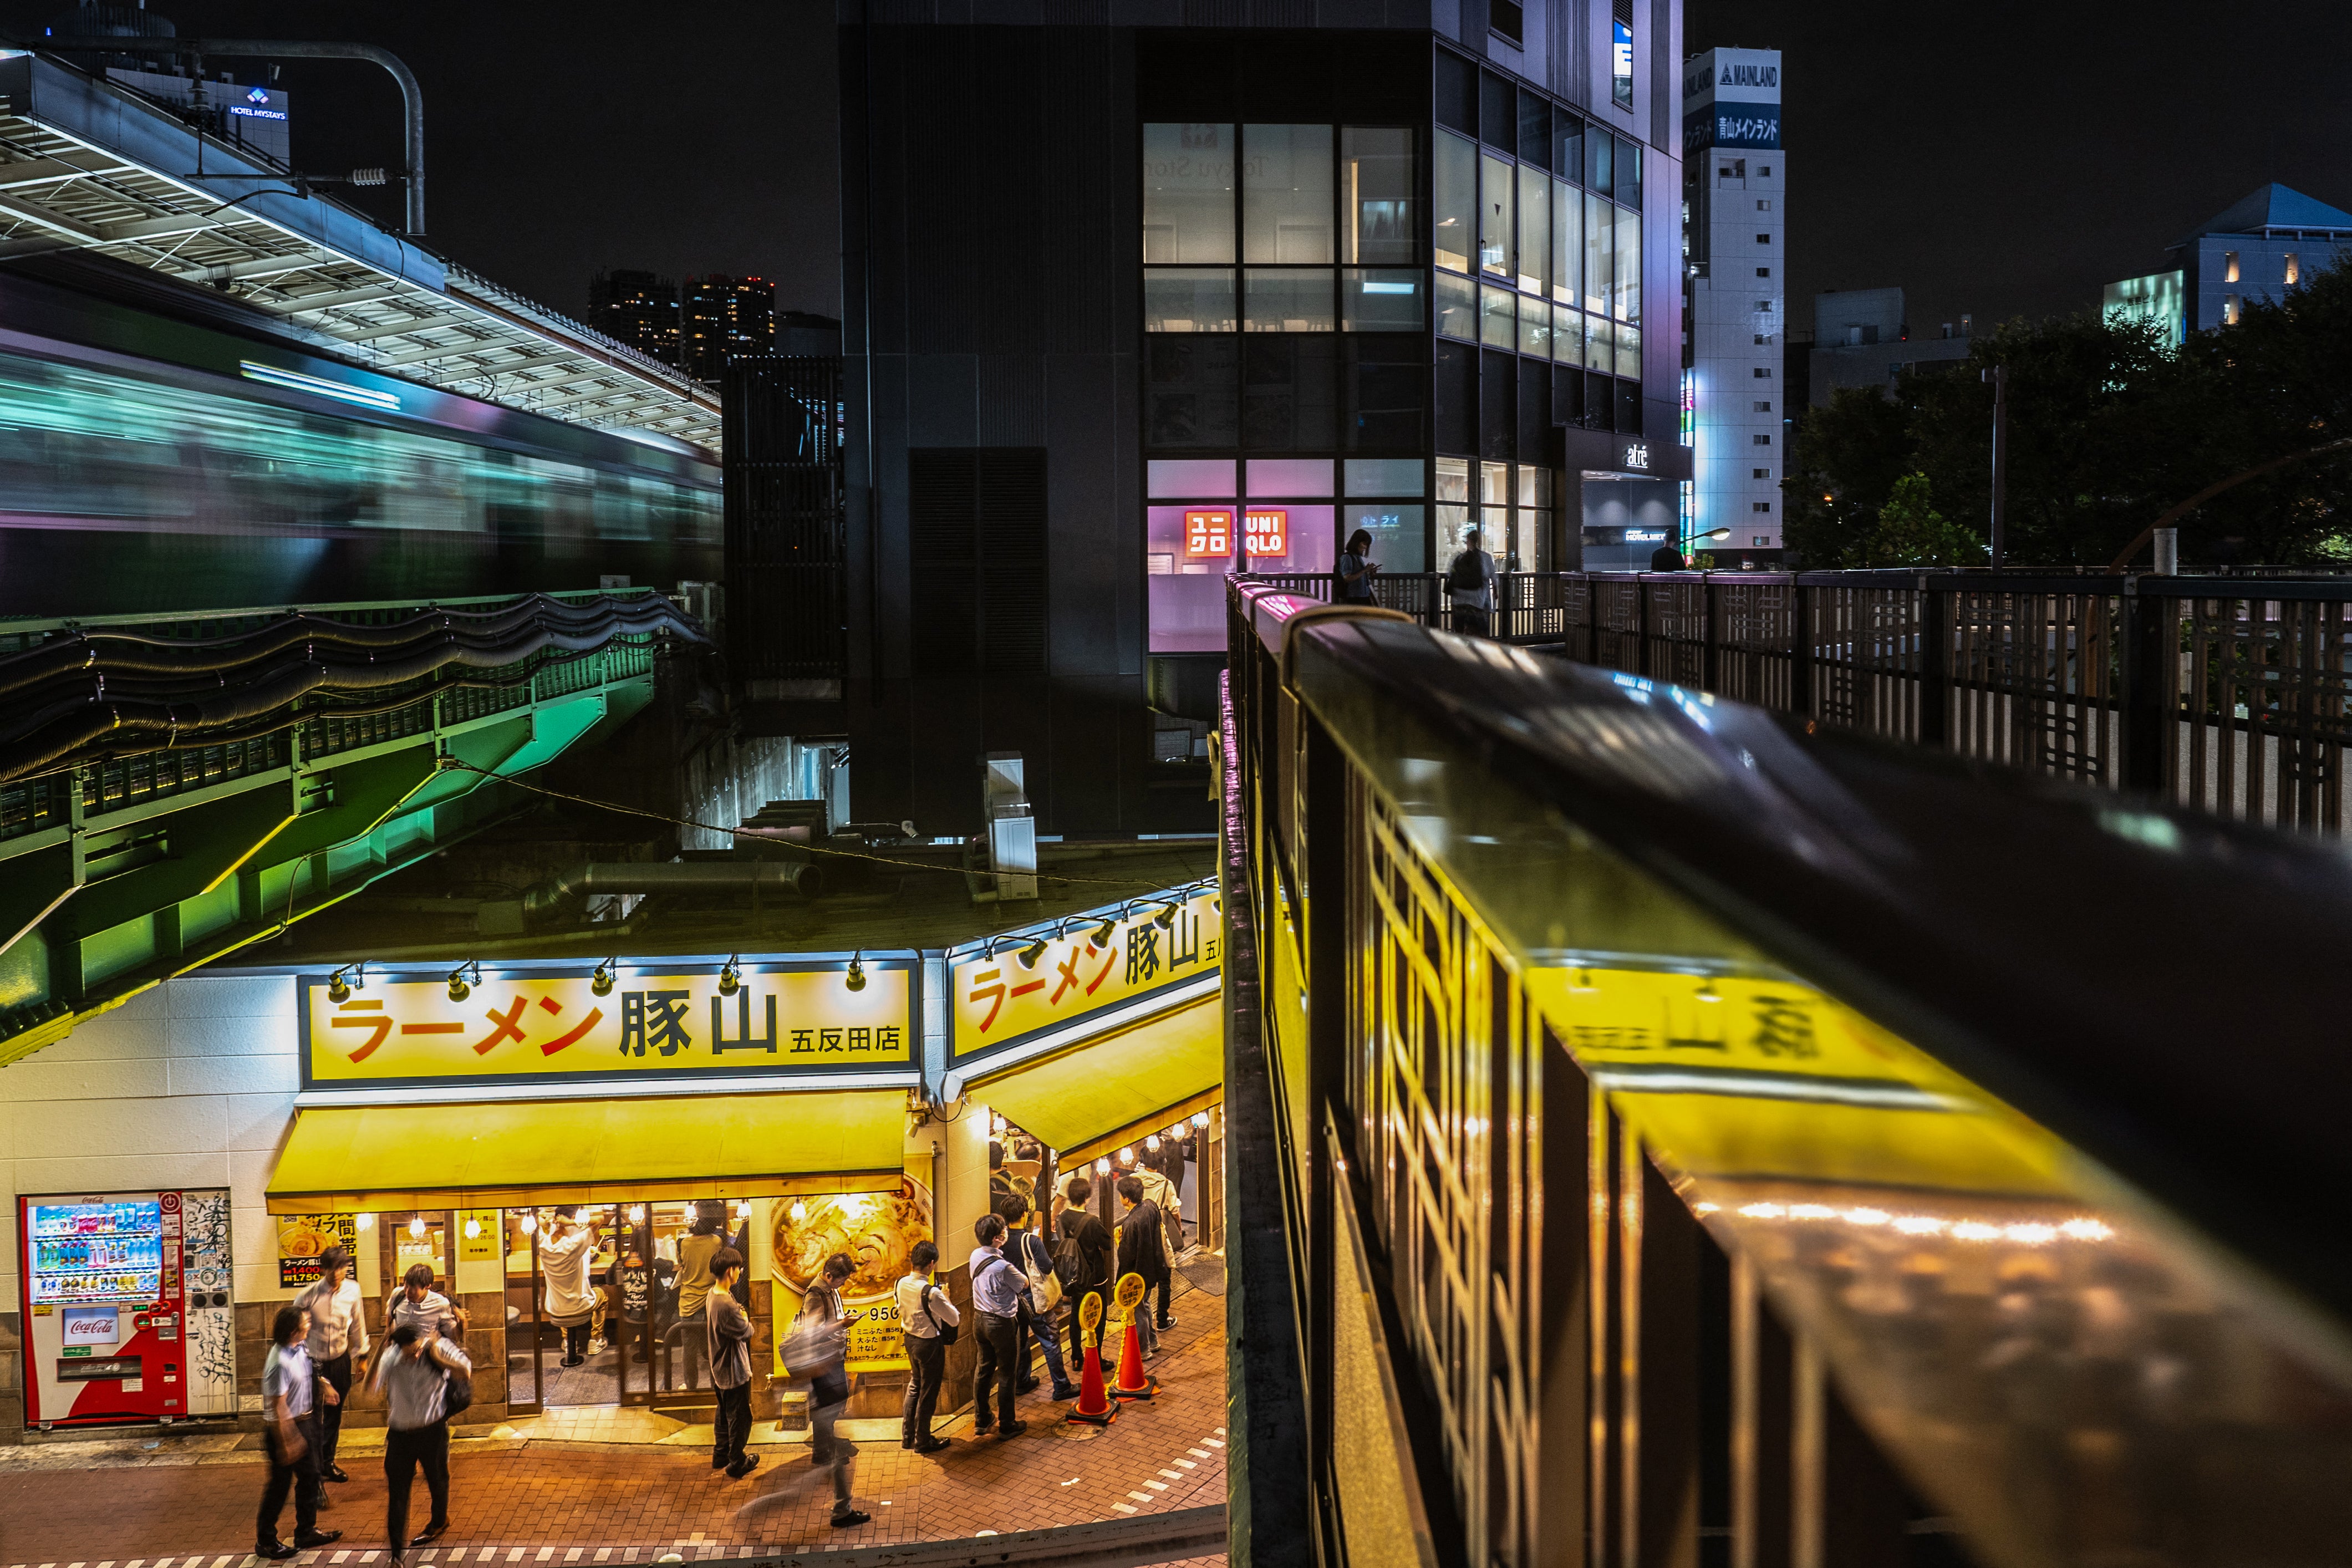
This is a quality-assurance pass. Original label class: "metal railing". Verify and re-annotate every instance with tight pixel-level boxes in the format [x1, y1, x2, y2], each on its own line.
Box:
[1245, 569, 2352, 837]
[1223, 577, 2352, 1568]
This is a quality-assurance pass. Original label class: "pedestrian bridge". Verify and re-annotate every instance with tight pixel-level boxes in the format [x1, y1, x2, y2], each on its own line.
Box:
[1221, 578, 2352, 1568]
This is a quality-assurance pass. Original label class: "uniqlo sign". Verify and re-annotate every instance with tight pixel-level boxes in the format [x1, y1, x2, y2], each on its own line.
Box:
[1244, 508, 1287, 557]
[1184, 509, 1233, 558]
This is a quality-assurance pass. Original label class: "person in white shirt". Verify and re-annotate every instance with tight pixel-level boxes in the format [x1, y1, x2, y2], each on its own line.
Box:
[371, 1318, 470, 1557]
[256, 1305, 340, 1559]
[895, 1240, 959, 1453]
[538, 1208, 598, 1367]
[386, 1264, 454, 1338]
[294, 1245, 367, 1485]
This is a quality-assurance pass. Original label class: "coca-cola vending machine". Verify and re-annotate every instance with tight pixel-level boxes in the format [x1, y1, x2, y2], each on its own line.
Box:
[18, 1188, 237, 1428]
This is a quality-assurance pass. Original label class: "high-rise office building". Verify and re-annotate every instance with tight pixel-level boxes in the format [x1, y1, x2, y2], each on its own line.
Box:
[588, 269, 681, 365]
[1678, 45, 1780, 565]
[839, 1, 1688, 834]
[681, 274, 778, 382]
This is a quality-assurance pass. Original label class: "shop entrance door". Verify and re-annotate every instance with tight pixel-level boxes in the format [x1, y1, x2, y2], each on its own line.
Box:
[525, 1202, 714, 1412]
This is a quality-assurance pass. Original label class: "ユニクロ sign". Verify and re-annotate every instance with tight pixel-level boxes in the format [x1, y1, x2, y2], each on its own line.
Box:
[301, 962, 916, 1087]
[951, 890, 1219, 1059]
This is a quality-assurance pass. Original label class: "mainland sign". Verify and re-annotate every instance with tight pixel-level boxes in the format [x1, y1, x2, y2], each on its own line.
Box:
[301, 963, 916, 1087]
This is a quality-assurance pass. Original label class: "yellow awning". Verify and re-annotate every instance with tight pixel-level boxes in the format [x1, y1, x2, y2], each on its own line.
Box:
[266, 1090, 908, 1214]
[968, 995, 1223, 1166]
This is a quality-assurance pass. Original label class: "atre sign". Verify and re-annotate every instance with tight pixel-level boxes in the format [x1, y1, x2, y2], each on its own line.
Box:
[1621, 441, 1651, 472]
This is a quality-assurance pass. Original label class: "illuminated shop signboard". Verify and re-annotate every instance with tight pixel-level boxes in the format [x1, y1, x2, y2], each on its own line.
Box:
[299, 961, 917, 1088]
[1243, 508, 1288, 557]
[1184, 508, 1233, 557]
[950, 888, 1221, 1060]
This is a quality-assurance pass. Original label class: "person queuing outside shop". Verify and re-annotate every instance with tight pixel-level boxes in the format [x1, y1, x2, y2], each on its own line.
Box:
[997, 1194, 1080, 1401]
[792, 1251, 869, 1527]
[293, 1245, 367, 1489]
[540, 1208, 597, 1367]
[386, 1264, 453, 1338]
[1129, 1159, 1182, 1330]
[1053, 1177, 1116, 1374]
[1114, 1176, 1172, 1359]
[968, 1214, 1027, 1438]
[373, 1316, 470, 1559]
[256, 1305, 339, 1560]
[896, 1239, 959, 1452]
[674, 1201, 727, 1386]
[707, 1248, 758, 1479]
[1447, 527, 1499, 636]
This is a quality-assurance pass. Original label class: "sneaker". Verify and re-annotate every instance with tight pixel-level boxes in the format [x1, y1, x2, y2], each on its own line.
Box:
[255, 1543, 298, 1561]
[294, 1530, 343, 1549]
[1050, 1383, 1081, 1402]
[1157, 1317, 1177, 1331]
[915, 1436, 952, 1454]
[832, 1509, 872, 1528]
[995, 1420, 1029, 1438]
[727, 1454, 761, 1479]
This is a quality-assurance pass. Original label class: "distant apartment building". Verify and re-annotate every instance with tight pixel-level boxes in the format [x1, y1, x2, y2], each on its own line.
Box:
[588, 269, 681, 365]
[681, 275, 778, 383]
[1806, 287, 1973, 406]
[2104, 185, 2352, 345]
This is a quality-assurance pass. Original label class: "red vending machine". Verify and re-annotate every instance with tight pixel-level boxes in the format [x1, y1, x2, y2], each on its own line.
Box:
[18, 1188, 237, 1428]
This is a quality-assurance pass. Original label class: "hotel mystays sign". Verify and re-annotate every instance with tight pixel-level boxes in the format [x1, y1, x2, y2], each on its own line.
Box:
[300, 961, 917, 1088]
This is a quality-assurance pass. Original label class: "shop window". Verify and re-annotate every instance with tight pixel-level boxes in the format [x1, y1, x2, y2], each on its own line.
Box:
[1144, 268, 1237, 332]
[1479, 348, 1516, 460]
[1147, 458, 1238, 498]
[1434, 129, 1477, 273]
[1143, 123, 1236, 264]
[1244, 125, 1334, 264]
[1480, 284, 1518, 350]
[1435, 342, 1476, 455]
[1346, 456, 1424, 496]
[1436, 456, 1474, 558]
[1343, 269, 1426, 332]
[1148, 503, 1235, 653]
[1343, 128, 1418, 265]
[1244, 269, 1336, 332]
[1518, 164, 1550, 296]
[1584, 192, 1612, 314]
[1144, 335, 1239, 449]
[1552, 177, 1582, 303]
[1435, 271, 1479, 342]
[1247, 457, 1335, 497]
[1480, 153, 1516, 277]
[1614, 206, 1641, 324]
[1355, 334, 1421, 451]
[1241, 336, 1338, 450]
[1346, 501, 1427, 572]
[1241, 502, 1336, 575]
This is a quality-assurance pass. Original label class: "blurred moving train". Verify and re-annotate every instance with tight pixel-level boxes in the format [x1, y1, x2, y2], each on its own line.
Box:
[0, 258, 722, 619]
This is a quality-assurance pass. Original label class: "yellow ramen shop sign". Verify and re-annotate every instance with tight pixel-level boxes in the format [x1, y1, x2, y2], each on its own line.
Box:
[302, 963, 916, 1087]
[951, 890, 1220, 1058]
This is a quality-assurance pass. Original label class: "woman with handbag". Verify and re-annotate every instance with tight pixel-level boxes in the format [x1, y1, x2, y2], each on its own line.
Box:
[895, 1239, 959, 1453]
[997, 1195, 1079, 1402]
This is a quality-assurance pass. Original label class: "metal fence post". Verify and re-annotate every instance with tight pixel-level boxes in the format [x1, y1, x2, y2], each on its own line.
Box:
[1637, 577, 1653, 680]
[1918, 578, 1949, 750]
[2121, 576, 2168, 795]
[1703, 578, 1722, 695]
[1789, 583, 1814, 718]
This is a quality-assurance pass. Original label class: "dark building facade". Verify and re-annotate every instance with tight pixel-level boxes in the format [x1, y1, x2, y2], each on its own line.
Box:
[839, 0, 1686, 838]
[682, 274, 780, 381]
[588, 268, 681, 364]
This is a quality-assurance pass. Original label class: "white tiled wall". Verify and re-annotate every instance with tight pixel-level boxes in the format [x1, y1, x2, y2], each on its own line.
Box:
[0, 975, 299, 1311]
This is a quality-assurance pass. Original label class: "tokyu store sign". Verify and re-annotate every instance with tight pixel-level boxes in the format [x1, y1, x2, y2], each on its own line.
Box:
[950, 887, 1221, 1060]
[301, 959, 916, 1089]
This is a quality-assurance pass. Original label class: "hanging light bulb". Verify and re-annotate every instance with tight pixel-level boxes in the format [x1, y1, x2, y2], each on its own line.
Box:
[408, 1214, 426, 1239]
[790, 1198, 808, 1224]
[627, 1204, 646, 1225]
[1192, 1111, 1210, 1129]
[991, 1112, 1007, 1135]
[1095, 1158, 1112, 1175]
[1146, 1134, 1161, 1152]
[355, 1213, 375, 1231]
[462, 1216, 482, 1240]
[1118, 1147, 1136, 1165]
[518, 1213, 537, 1236]
[734, 1200, 751, 1220]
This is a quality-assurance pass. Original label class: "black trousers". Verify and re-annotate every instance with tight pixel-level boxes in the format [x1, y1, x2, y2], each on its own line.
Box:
[1453, 604, 1490, 636]
[712, 1381, 753, 1469]
[902, 1332, 946, 1442]
[384, 1421, 451, 1545]
[973, 1311, 1019, 1430]
[256, 1413, 321, 1547]
[809, 1367, 854, 1513]
[315, 1353, 352, 1474]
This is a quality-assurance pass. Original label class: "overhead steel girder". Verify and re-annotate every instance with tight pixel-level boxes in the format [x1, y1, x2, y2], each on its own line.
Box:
[0, 666, 656, 1071]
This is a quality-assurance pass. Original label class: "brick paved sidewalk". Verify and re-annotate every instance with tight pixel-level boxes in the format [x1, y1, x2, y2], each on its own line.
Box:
[0, 1300, 1229, 1568]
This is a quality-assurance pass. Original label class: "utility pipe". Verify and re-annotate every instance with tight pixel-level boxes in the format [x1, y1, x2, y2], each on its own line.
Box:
[519, 861, 826, 929]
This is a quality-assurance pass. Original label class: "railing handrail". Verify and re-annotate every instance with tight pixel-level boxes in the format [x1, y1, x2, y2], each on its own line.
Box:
[0, 586, 669, 640]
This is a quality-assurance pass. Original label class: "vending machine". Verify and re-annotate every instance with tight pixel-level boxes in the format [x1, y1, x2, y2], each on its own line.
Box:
[17, 1188, 237, 1428]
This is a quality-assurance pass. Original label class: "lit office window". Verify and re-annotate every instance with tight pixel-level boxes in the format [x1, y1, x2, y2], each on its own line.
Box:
[2286, 252, 2301, 286]
[1615, 322, 1641, 378]
[1144, 269, 1238, 332]
[1550, 303, 1581, 364]
[1436, 456, 1473, 560]
[1480, 153, 1516, 278]
[1587, 314, 1615, 373]
[1584, 192, 1611, 314]
[1142, 124, 1235, 263]
[1435, 272, 1478, 341]
[1343, 269, 1426, 332]
[2223, 251, 2241, 284]
[1552, 178, 1581, 304]
[1435, 130, 1476, 273]
[1244, 270, 1335, 332]
[1480, 285, 1518, 350]
[1343, 128, 1417, 265]
[2223, 295, 2242, 326]
[1244, 125, 1334, 264]
[1614, 206, 1640, 324]
[1519, 299, 1551, 358]
[1517, 165, 1549, 296]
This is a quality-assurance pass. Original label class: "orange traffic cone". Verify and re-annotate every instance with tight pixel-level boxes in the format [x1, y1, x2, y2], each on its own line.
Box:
[1066, 1340, 1117, 1427]
[1110, 1316, 1158, 1401]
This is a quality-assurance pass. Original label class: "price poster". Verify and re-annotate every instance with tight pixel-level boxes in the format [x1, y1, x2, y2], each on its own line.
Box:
[276, 1213, 358, 1288]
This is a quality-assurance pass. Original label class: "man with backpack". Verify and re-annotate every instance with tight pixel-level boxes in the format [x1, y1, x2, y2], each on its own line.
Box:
[372, 1316, 469, 1560]
[1447, 527, 1498, 636]
[1054, 1177, 1116, 1374]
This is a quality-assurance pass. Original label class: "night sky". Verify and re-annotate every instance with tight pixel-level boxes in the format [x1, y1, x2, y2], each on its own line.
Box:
[7, 2, 2351, 338]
